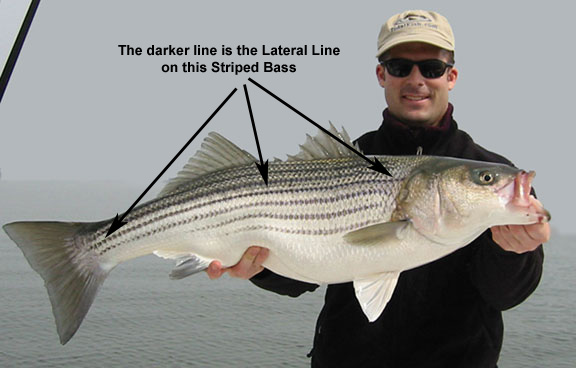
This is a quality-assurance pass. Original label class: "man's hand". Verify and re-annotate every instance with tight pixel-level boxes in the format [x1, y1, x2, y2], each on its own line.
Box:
[206, 246, 269, 280]
[491, 193, 551, 254]
[491, 222, 550, 254]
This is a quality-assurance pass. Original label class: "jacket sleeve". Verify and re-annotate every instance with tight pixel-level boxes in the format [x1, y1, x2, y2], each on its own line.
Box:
[467, 230, 544, 311]
[249, 269, 320, 297]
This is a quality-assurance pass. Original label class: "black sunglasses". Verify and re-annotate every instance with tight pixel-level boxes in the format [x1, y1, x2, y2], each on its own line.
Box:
[381, 58, 454, 79]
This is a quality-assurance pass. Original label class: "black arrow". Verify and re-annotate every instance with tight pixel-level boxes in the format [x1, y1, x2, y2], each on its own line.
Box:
[0, 0, 41, 103]
[106, 88, 238, 238]
[243, 84, 268, 185]
[247, 78, 392, 177]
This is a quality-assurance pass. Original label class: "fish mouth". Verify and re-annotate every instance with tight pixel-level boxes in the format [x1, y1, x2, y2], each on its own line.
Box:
[497, 171, 551, 224]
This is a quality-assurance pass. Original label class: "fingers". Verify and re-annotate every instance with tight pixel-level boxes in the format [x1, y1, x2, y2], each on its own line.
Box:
[228, 246, 269, 279]
[524, 222, 551, 244]
[491, 225, 531, 253]
[205, 246, 270, 280]
[206, 260, 227, 280]
[491, 223, 550, 254]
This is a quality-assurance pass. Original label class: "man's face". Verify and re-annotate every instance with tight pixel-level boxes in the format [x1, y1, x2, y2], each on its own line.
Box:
[376, 42, 458, 127]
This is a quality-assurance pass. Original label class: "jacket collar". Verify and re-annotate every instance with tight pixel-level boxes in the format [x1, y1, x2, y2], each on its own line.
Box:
[376, 103, 457, 155]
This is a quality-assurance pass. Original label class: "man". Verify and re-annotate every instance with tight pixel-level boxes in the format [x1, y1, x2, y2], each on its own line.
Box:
[208, 10, 550, 367]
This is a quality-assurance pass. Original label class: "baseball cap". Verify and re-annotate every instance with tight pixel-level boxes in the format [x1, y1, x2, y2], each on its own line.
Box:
[376, 10, 455, 58]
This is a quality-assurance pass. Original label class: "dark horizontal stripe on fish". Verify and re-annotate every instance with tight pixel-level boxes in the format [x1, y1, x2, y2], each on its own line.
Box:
[127, 174, 400, 226]
[90, 184, 392, 253]
[163, 155, 422, 207]
[134, 158, 387, 213]
[90, 155, 414, 248]
[94, 187, 391, 254]
[230, 220, 374, 237]
[91, 177, 397, 250]
[97, 203, 382, 255]
[186, 203, 382, 235]
[182, 158, 367, 188]
[169, 158, 364, 191]
[101, 169, 364, 227]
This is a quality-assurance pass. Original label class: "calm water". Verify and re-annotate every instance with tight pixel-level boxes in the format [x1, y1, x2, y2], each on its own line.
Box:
[0, 181, 574, 367]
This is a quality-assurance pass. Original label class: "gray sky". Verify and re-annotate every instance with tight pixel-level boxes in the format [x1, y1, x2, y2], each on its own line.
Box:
[0, 0, 574, 234]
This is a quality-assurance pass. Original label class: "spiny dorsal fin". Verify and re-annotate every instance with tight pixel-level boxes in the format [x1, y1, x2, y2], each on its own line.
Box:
[286, 122, 362, 161]
[157, 132, 256, 198]
[158, 123, 359, 197]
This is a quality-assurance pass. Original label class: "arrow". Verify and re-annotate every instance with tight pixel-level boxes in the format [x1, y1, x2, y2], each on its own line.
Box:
[0, 0, 41, 103]
[243, 84, 268, 185]
[106, 88, 238, 238]
[247, 78, 392, 177]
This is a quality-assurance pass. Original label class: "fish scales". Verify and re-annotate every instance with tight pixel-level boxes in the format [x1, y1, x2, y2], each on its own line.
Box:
[96, 159, 392, 236]
[91, 156, 408, 264]
[2, 126, 550, 344]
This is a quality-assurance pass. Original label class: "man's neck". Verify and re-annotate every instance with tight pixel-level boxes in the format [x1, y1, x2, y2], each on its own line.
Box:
[385, 104, 453, 131]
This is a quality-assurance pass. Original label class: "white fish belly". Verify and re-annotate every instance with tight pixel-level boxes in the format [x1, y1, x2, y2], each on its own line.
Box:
[96, 193, 460, 285]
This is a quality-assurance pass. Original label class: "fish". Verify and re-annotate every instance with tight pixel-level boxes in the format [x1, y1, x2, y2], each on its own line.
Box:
[2, 124, 550, 345]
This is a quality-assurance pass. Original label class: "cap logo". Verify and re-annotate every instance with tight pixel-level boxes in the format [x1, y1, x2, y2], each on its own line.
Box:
[391, 14, 438, 32]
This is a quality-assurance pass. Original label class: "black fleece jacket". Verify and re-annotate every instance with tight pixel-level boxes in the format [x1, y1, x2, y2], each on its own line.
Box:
[250, 104, 544, 368]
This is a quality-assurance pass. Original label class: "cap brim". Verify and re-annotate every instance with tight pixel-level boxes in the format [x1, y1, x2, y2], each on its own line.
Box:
[376, 34, 454, 58]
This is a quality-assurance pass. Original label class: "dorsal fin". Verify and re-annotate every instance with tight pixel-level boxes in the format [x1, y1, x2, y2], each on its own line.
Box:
[286, 122, 361, 161]
[157, 123, 359, 198]
[157, 132, 256, 198]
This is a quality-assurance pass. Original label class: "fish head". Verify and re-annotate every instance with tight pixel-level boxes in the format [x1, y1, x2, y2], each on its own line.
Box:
[394, 157, 551, 246]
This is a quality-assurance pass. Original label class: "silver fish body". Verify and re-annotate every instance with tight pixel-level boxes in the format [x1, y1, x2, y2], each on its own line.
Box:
[3, 126, 550, 344]
[95, 156, 415, 282]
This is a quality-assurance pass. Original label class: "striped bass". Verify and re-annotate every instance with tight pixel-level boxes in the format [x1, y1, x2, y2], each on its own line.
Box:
[3, 125, 550, 344]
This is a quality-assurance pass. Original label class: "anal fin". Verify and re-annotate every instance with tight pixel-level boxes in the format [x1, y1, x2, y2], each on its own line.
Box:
[353, 271, 400, 322]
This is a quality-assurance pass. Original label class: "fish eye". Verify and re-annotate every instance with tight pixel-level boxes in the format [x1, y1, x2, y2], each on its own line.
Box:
[478, 170, 496, 185]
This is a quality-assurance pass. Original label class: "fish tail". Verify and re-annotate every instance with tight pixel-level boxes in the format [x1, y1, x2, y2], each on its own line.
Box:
[3, 221, 111, 344]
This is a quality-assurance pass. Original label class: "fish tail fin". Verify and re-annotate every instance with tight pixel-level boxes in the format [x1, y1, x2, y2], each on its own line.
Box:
[3, 221, 111, 344]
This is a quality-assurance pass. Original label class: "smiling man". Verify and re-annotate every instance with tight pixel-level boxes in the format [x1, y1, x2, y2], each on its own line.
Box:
[208, 10, 550, 367]
[377, 42, 457, 127]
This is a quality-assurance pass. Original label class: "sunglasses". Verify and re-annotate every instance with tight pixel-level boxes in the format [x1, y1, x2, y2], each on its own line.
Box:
[381, 58, 454, 79]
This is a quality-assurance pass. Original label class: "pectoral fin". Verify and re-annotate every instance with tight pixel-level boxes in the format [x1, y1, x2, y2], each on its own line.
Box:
[353, 271, 400, 322]
[168, 255, 212, 280]
[344, 221, 409, 246]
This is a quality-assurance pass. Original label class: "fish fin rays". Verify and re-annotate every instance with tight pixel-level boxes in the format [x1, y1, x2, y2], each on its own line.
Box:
[158, 123, 360, 197]
[169, 255, 212, 280]
[157, 132, 257, 198]
[2, 221, 112, 345]
[287, 122, 361, 161]
[153, 251, 212, 279]
[344, 220, 410, 246]
[353, 271, 400, 322]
